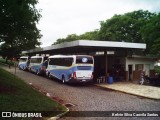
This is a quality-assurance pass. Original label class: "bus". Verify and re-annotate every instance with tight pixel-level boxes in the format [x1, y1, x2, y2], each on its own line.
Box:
[28, 56, 48, 75]
[46, 55, 94, 83]
[18, 56, 30, 70]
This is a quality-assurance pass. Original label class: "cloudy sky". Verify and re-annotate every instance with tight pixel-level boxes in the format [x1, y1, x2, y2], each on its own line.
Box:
[36, 0, 160, 47]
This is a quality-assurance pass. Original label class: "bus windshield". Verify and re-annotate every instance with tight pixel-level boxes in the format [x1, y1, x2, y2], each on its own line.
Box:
[31, 58, 42, 63]
[76, 56, 93, 64]
[19, 58, 27, 62]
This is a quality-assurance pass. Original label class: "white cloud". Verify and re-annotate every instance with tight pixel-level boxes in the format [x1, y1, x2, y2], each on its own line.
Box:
[36, 0, 160, 47]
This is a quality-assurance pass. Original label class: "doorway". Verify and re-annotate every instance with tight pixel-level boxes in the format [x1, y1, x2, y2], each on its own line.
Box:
[94, 56, 106, 82]
[128, 65, 133, 81]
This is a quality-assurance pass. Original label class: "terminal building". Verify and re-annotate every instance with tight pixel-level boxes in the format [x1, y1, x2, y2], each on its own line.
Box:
[22, 40, 156, 82]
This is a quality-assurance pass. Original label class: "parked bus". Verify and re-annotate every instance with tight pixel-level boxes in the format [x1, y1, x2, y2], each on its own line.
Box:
[28, 56, 48, 75]
[18, 56, 30, 70]
[46, 55, 94, 83]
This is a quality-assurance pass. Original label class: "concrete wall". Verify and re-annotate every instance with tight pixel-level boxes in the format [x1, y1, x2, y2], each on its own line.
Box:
[125, 57, 155, 81]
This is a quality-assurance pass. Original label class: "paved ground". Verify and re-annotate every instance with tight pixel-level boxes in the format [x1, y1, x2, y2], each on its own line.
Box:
[96, 82, 160, 100]
[1, 65, 160, 120]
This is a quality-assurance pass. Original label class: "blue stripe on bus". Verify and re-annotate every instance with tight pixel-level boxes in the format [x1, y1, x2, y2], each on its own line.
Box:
[30, 63, 47, 73]
[19, 63, 27, 69]
[48, 66, 94, 81]
[30, 64, 42, 72]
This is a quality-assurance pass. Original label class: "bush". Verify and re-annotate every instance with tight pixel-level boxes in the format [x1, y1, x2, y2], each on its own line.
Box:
[0, 58, 16, 66]
[155, 66, 160, 74]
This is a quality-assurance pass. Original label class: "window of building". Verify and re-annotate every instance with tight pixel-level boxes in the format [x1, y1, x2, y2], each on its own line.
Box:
[135, 64, 144, 71]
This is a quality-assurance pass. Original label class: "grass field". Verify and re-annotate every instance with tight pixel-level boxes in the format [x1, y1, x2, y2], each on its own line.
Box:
[0, 67, 67, 119]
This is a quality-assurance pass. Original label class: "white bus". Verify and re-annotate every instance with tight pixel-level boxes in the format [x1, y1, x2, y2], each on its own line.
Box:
[46, 55, 94, 83]
[28, 56, 48, 75]
[18, 56, 30, 70]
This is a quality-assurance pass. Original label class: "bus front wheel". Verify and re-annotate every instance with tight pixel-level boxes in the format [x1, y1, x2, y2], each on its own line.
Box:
[22, 67, 25, 71]
[62, 76, 65, 84]
[36, 70, 40, 75]
[48, 73, 51, 78]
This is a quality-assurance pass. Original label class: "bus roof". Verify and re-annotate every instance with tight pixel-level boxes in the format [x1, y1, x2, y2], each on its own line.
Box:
[31, 56, 44, 58]
[20, 56, 29, 58]
[49, 55, 93, 58]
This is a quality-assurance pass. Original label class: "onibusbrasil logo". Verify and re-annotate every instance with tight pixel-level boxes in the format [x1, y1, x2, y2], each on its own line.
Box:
[2, 112, 42, 118]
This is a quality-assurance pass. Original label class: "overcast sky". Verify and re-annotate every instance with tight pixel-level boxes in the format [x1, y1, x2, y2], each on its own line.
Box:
[36, 0, 160, 47]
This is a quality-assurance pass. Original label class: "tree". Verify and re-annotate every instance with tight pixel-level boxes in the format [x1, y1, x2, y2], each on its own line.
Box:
[98, 10, 155, 43]
[53, 10, 160, 56]
[79, 30, 99, 40]
[53, 34, 79, 45]
[53, 30, 99, 45]
[141, 13, 160, 55]
[0, 0, 41, 58]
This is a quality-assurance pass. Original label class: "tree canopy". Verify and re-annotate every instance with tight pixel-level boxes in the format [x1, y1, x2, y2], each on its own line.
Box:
[53, 30, 99, 45]
[0, 0, 41, 58]
[99, 10, 155, 42]
[141, 13, 160, 55]
[53, 10, 160, 56]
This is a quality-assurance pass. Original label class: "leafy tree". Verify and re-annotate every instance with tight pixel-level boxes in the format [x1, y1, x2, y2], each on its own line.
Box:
[0, 43, 18, 59]
[79, 30, 99, 40]
[64, 34, 79, 42]
[0, 0, 41, 58]
[53, 34, 79, 45]
[98, 10, 155, 43]
[53, 30, 99, 45]
[141, 13, 160, 55]
[53, 10, 160, 56]
[98, 15, 132, 41]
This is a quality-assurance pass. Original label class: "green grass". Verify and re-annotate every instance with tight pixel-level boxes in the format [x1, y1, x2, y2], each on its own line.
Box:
[0, 67, 67, 119]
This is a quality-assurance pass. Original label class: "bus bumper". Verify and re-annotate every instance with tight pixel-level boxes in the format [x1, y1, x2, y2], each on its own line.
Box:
[69, 78, 93, 83]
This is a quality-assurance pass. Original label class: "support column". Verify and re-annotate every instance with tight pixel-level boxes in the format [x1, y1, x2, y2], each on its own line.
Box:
[104, 51, 108, 77]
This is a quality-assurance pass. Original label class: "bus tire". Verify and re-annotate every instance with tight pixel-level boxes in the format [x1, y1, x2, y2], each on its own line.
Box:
[22, 67, 25, 71]
[36, 70, 40, 75]
[48, 73, 51, 78]
[62, 76, 65, 84]
[29, 68, 31, 72]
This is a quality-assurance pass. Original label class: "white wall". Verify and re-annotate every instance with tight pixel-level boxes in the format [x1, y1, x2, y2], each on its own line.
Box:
[155, 61, 160, 66]
[126, 57, 155, 73]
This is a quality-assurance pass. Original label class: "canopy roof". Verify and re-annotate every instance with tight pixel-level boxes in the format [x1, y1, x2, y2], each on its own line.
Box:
[22, 40, 146, 55]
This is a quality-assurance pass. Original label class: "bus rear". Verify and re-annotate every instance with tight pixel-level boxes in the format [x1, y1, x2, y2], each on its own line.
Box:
[29, 56, 47, 75]
[18, 56, 29, 70]
[71, 55, 94, 83]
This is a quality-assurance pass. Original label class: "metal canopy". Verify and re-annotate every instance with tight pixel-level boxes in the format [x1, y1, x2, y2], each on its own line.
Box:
[22, 40, 146, 55]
